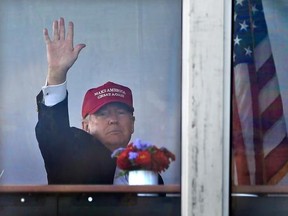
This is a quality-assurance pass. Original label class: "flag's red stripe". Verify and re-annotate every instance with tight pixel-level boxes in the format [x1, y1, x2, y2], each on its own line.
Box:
[261, 95, 283, 133]
[257, 56, 276, 89]
[265, 137, 288, 181]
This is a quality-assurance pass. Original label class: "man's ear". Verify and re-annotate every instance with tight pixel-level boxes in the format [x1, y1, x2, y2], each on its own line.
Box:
[82, 119, 90, 133]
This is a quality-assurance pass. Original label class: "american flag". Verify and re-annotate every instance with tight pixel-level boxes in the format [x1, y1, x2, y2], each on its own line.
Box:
[232, 0, 288, 185]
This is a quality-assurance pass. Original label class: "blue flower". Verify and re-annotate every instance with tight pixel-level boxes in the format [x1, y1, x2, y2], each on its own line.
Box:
[133, 138, 142, 149]
[128, 152, 138, 160]
[133, 138, 152, 150]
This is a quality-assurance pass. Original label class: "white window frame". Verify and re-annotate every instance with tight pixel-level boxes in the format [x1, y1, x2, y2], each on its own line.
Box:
[181, 0, 231, 215]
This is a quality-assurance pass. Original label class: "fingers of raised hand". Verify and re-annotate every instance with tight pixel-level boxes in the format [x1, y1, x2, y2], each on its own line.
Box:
[74, 44, 86, 56]
[51, 17, 66, 41]
[43, 28, 51, 44]
[66, 21, 74, 43]
[59, 17, 65, 40]
[43, 18, 84, 54]
[52, 20, 59, 40]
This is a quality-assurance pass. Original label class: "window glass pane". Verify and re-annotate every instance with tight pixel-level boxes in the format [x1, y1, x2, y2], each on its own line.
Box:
[0, 0, 181, 185]
[231, 0, 288, 214]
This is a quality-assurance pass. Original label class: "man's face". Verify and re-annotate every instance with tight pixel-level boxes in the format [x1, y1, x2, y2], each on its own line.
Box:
[83, 103, 135, 151]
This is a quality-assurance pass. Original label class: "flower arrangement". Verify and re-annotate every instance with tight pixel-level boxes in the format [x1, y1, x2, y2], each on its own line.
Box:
[111, 138, 176, 173]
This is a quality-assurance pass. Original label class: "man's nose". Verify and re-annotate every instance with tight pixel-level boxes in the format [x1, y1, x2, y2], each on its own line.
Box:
[108, 111, 119, 124]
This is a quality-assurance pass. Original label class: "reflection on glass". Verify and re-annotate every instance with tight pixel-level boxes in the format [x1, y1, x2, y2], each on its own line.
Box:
[0, 0, 181, 185]
[232, 0, 288, 186]
[231, 0, 288, 215]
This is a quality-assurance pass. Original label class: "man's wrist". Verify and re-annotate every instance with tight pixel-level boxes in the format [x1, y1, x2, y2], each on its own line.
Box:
[46, 72, 67, 86]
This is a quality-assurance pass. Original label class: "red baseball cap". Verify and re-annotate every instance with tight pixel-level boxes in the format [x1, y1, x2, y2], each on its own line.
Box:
[81, 81, 134, 118]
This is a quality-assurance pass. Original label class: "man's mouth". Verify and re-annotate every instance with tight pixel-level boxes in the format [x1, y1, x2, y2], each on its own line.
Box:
[107, 129, 121, 135]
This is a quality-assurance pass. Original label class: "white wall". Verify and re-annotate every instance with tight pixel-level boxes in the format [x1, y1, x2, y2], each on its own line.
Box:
[0, 0, 181, 185]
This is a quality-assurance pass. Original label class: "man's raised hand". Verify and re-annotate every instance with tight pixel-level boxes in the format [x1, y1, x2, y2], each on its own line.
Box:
[43, 17, 86, 85]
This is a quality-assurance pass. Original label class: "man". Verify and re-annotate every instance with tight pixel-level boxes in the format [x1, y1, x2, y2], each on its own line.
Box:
[35, 18, 135, 184]
[35, 17, 164, 185]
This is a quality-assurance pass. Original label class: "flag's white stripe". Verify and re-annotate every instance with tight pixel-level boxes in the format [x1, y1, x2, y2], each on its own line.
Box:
[258, 76, 280, 113]
[234, 63, 256, 184]
[0, 170, 4, 179]
[234, 160, 238, 185]
[263, 117, 286, 157]
[254, 36, 271, 71]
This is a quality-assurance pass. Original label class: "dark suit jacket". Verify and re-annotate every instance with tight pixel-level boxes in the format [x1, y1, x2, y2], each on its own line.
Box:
[35, 91, 116, 184]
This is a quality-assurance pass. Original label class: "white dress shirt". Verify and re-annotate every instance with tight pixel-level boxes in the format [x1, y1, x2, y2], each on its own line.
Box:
[42, 81, 67, 106]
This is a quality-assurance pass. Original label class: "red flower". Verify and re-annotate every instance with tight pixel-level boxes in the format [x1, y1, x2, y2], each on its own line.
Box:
[116, 149, 131, 170]
[161, 147, 176, 161]
[135, 151, 152, 169]
[152, 150, 169, 172]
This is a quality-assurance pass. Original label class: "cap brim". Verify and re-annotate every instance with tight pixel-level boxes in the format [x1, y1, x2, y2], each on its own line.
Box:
[87, 100, 134, 116]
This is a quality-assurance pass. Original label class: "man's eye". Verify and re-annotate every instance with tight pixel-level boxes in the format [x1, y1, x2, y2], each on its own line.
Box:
[117, 109, 128, 115]
[96, 111, 108, 116]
